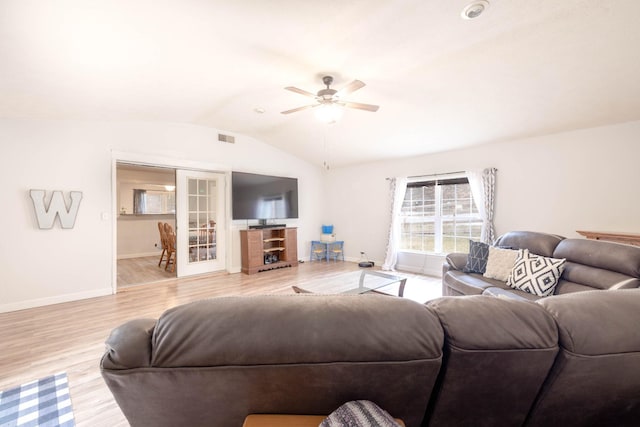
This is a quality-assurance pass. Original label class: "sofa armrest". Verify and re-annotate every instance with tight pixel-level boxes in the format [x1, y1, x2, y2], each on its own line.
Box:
[444, 252, 468, 271]
[101, 318, 156, 370]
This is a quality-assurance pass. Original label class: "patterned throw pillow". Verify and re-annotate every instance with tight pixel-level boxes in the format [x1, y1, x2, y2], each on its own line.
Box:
[483, 246, 520, 281]
[463, 240, 490, 274]
[320, 400, 402, 427]
[507, 249, 567, 297]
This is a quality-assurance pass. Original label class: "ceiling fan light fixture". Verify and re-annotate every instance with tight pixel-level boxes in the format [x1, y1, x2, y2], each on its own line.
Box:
[461, 0, 490, 20]
[281, 75, 379, 117]
[315, 103, 342, 124]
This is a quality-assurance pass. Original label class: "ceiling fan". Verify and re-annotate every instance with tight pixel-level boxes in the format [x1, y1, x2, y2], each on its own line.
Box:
[281, 76, 380, 115]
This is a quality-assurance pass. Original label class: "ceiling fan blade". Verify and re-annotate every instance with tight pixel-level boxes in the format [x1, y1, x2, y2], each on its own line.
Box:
[281, 105, 315, 114]
[342, 101, 380, 112]
[284, 86, 317, 98]
[336, 80, 365, 97]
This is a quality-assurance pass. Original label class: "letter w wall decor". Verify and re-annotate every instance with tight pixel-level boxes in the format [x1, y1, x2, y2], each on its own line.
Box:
[30, 190, 83, 229]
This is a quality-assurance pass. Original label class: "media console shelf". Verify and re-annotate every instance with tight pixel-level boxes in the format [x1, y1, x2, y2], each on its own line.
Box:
[240, 227, 298, 274]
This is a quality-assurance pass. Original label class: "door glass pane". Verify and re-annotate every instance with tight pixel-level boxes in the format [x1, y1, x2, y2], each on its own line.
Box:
[188, 177, 217, 264]
[198, 180, 207, 194]
[188, 179, 197, 194]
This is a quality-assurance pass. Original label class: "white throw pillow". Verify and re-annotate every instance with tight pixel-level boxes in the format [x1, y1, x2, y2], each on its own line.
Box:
[483, 246, 519, 281]
[507, 249, 566, 297]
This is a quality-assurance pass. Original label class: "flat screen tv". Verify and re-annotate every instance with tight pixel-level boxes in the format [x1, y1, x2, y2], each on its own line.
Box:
[232, 171, 299, 220]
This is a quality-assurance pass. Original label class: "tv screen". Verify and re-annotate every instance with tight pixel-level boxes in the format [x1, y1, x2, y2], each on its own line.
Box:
[232, 172, 299, 220]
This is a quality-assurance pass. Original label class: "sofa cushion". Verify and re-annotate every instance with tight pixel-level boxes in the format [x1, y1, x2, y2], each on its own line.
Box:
[553, 238, 640, 279]
[151, 295, 443, 367]
[444, 270, 508, 295]
[494, 231, 564, 257]
[482, 286, 540, 302]
[537, 289, 640, 355]
[425, 296, 558, 427]
[507, 249, 566, 297]
[445, 253, 468, 271]
[529, 290, 640, 426]
[462, 240, 489, 274]
[483, 246, 519, 281]
[428, 295, 558, 350]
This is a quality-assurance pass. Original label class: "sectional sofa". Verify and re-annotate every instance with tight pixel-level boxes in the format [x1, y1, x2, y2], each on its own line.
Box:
[443, 230, 640, 300]
[101, 291, 640, 427]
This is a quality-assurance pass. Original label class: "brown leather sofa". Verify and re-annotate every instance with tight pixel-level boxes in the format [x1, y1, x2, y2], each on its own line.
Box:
[443, 231, 640, 300]
[101, 290, 640, 427]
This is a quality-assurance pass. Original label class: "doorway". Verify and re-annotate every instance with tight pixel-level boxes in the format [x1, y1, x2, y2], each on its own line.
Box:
[114, 160, 228, 289]
[116, 163, 177, 287]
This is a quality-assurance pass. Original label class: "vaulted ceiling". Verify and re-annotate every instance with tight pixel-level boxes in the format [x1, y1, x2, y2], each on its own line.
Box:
[1, 1, 639, 168]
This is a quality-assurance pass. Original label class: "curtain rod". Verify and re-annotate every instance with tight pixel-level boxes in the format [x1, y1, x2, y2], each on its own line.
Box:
[385, 170, 465, 180]
[385, 169, 497, 180]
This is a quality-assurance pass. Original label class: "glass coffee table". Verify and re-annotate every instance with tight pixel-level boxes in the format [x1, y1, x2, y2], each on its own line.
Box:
[292, 269, 407, 297]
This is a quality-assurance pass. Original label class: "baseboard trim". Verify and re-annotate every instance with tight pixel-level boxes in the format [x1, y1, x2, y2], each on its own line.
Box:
[0, 288, 113, 314]
[117, 251, 159, 260]
[395, 263, 442, 277]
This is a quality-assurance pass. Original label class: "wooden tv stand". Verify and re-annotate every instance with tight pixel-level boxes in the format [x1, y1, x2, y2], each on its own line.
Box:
[240, 227, 298, 274]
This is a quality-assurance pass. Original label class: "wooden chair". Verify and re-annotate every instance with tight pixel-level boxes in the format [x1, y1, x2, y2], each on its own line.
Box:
[164, 223, 176, 273]
[157, 222, 169, 267]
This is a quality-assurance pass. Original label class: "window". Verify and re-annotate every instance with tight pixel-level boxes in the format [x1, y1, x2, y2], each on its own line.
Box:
[400, 177, 481, 254]
[133, 189, 176, 215]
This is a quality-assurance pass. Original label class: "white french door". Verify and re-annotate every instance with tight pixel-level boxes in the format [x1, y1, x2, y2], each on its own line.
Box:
[176, 170, 226, 277]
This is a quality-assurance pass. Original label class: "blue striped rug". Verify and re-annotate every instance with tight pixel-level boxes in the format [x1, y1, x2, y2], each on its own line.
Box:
[0, 372, 75, 427]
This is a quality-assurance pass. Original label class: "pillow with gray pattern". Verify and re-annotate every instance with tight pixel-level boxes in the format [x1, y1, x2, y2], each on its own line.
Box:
[320, 400, 402, 427]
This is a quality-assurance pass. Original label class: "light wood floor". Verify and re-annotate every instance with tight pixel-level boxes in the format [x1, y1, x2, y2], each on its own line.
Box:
[117, 255, 176, 287]
[0, 262, 441, 427]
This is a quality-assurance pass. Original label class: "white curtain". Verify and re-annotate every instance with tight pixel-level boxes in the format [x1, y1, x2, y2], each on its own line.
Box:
[466, 168, 497, 244]
[133, 189, 147, 215]
[382, 177, 408, 271]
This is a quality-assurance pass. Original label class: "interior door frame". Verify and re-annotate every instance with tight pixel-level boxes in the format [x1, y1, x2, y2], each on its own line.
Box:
[111, 151, 231, 294]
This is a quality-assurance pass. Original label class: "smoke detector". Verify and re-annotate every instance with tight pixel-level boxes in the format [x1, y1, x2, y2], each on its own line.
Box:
[461, 1, 490, 20]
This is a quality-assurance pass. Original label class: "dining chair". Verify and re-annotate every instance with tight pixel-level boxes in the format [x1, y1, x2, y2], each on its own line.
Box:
[164, 223, 176, 273]
[157, 222, 169, 267]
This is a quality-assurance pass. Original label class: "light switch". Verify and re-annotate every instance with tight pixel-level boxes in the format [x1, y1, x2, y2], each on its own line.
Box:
[101, 212, 109, 221]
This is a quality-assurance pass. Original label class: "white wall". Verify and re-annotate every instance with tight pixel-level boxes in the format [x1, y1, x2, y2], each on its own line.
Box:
[0, 119, 324, 312]
[324, 120, 640, 275]
[4, 118, 639, 311]
[117, 216, 175, 258]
